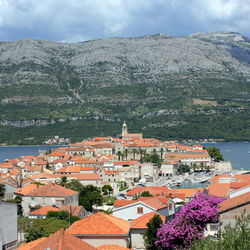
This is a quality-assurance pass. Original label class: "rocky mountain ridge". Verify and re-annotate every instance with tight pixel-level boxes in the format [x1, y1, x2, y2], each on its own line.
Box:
[0, 32, 250, 144]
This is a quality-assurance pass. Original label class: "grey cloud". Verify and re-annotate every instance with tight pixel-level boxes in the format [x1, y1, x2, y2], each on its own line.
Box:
[0, 0, 249, 42]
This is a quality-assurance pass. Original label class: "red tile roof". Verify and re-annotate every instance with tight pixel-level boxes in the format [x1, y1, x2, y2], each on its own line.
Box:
[26, 183, 78, 197]
[29, 206, 60, 215]
[113, 200, 137, 207]
[114, 161, 138, 165]
[126, 186, 169, 196]
[132, 212, 166, 229]
[141, 197, 169, 210]
[18, 237, 47, 250]
[97, 245, 130, 250]
[219, 192, 250, 213]
[67, 212, 131, 235]
[18, 228, 97, 250]
[15, 184, 40, 195]
[205, 183, 230, 197]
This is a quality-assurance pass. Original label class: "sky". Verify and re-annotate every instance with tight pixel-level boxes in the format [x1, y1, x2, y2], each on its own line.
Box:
[0, 0, 250, 43]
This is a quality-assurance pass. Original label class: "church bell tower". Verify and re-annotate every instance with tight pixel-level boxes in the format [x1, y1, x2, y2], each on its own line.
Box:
[122, 121, 128, 137]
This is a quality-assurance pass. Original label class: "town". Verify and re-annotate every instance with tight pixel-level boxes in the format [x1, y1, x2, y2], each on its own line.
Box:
[0, 122, 249, 249]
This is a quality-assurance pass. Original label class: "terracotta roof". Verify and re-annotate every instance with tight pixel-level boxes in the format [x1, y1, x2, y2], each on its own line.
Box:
[94, 137, 110, 141]
[219, 192, 250, 213]
[56, 166, 81, 173]
[230, 182, 250, 189]
[234, 174, 250, 183]
[26, 183, 78, 197]
[104, 170, 119, 175]
[141, 197, 169, 210]
[26, 166, 43, 172]
[81, 167, 95, 171]
[93, 143, 114, 149]
[114, 161, 138, 165]
[97, 245, 130, 250]
[205, 183, 230, 197]
[18, 228, 97, 250]
[15, 184, 40, 195]
[170, 188, 201, 198]
[114, 197, 169, 211]
[132, 212, 166, 229]
[48, 152, 66, 157]
[30, 173, 100, 181]
[113, 200, 137, 207]
[29, 206, 60, 215]
[18, 237, 46, 250]
[127, 186, 169, 196]
[34, 161, 47, 165]
[67, 212, 131, 235]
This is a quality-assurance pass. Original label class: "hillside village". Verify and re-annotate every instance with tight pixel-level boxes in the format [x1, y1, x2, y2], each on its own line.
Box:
[0, 122, 250, 249]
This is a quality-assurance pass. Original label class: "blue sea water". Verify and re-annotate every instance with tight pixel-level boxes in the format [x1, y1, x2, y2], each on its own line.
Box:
[0, 145, 62, 162]
[202, 142, 250, 170]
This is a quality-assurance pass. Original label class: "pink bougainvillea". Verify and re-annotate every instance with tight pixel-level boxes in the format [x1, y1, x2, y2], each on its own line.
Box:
[156, 192, 224, 249]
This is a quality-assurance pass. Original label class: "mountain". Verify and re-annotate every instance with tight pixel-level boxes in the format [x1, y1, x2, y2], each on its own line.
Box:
[0, 32, 250, 144]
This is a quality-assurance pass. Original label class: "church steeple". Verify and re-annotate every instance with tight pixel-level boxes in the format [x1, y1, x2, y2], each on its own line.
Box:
[122, 121, 128, 137]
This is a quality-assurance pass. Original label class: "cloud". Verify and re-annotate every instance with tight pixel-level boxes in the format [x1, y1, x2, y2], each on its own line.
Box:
[0, 0, 249, 42]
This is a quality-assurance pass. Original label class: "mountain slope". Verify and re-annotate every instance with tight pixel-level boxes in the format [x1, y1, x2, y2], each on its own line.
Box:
[0, 32, 250, 144]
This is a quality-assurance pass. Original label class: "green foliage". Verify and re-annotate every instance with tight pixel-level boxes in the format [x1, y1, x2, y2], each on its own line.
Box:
[140, 191, 153, 197]
[102, 185, 113, 195]
[103, 208, 113, 214]
[57, 176, 69, 187]
[67, 179, 82, 192]
[19, 217, 69, 242]
[0, 183, 5, 198]
[46, 210, 80, 224]
[143, 214, 163, 250]
[207, 147, 224, 161]
[191, 212, 250, 250]
[66, 180, 103, 211]
[79, 185, 103, 211]
[142, 152, 163, 166]
[118, 181, 128, 191]
[103, 196, 116, 205]
[24, 227, 49, 242]
[177, 164, 191, 174]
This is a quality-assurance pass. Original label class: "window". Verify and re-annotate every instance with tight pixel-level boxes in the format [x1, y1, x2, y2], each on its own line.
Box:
[137, 207, 143, 214]
[169, 203, 172, 210]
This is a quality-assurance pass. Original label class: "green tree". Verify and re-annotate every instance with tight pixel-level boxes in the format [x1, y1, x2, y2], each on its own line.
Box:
[191, 212, 250, 250]
[124, 148, 128, 160]
[140, 191, 153, 197]
[132, 149, 137, 160]
[117, 151, 122, 161]
[143, 214, 163, 250]
[24, 227, 49, 242]
[118, 181, 127, 191]
[57, 176, 69, 187]
[177, 164, 190, 174]
[67, 179, 82, 192]
[46, 210, 79, 225]
[0, 183, 6, 199]
[79, 185, 103, 211]
[102, 185, 113, 195]
[142, 152, 162, 166]
[207, 147, 224, 162]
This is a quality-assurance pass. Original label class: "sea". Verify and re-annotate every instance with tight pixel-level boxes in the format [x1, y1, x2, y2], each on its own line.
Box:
[0, 145, 62, 162]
